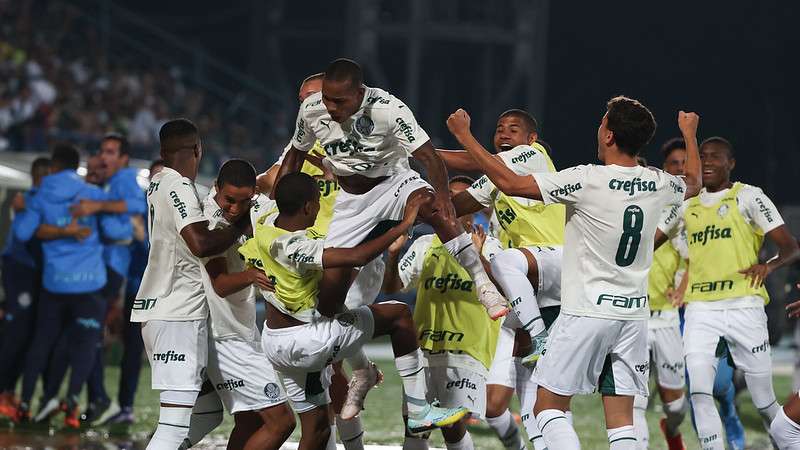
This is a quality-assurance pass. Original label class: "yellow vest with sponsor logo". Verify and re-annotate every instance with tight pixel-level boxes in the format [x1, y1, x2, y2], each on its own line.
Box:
[648, 242, 682, 311]
[683, 182, 769, 303]
[242, 225, 322, 315]
[303, 142, 339, 237]
[493, 142, 565, 248]
[414, 236, 500, 369]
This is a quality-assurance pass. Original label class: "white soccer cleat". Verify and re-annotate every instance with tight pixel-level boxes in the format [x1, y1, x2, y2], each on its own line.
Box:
[477, 283, 510, 320]
[33, 398, 61, 423]
[521, 329, 549, 367]
[340, 362, 383, 420]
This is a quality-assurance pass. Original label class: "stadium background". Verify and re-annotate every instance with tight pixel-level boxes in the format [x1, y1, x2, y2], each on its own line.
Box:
[1, 0, 800, 448]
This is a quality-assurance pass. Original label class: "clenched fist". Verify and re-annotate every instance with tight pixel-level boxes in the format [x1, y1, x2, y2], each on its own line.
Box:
[446, 109, 472, 138]
[678, 111, 699, 136]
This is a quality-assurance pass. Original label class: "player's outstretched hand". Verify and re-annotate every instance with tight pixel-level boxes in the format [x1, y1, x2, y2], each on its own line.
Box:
[678, 111, 700, 136]
[738, 263, 771, 288]
[666, 286, 685, 308]
[403, 193, 426, 226]
[446, 109, 472, 138]
[471, 224, 486, 252]
[248, 267, 275, 292]
[787, 284, 800, 317]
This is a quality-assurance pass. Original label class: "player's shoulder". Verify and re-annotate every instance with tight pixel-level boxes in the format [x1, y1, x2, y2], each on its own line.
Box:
[201, 191, 225, 226]
[411, 234, 436, 251]
[734, 181, 766, 199]
[363, 86, 410, 119]
[298, 92, 327, 117]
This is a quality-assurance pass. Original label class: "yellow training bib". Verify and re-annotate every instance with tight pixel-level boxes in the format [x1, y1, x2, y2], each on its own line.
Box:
[648, 241, 681, 311]
[683, 182, 769, 303]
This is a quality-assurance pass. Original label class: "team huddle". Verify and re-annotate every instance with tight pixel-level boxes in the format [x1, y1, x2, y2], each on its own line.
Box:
[10, 56, 800, 450]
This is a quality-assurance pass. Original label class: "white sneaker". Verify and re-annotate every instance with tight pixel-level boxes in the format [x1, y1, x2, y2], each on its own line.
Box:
[340, 362, 383, 420]
[33, 398, 60, 423]
[477, 283, 509, 320]
[92, 402, 120, 426]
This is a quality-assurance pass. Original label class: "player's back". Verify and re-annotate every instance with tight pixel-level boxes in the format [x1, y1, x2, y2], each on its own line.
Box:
[539, 164, 685, 321]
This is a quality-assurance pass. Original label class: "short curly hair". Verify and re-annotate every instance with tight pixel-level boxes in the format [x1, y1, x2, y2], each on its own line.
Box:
[605, 96, 657, 156]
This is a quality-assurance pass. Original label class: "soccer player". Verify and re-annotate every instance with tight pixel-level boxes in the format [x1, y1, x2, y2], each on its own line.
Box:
[72, 133, 148, 422]
[446, 98, 702, 450]
[131, 119, 253, 450]
[0, 157, 50, 417]
[276, 58, 508, 324]
[180, 159, 294, 450]
[632, 138, 690, 449]
[252, 173, 468, 450]
[657, 136, 799, 450]
[439, 109, 565, 449]
[383, 176, 502, 450]
[259, 72, 377, 449]
[13, 144, 132, 427]
[101, 159, 165, 425]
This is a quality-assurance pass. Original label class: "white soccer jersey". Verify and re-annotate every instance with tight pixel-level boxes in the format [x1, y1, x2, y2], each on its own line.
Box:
[467, 144, 552, 208]
[398, 234, 503, 291]
[533, 164, 686, 320]
[291, 86, 430, 178]
[132, 167, 208, 322]
[200, 192, 274, 341]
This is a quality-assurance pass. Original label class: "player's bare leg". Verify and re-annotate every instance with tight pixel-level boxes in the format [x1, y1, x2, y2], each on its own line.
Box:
[297, 406, 335, 450]
[238, 404, 295, 450]
[409, 188, 508, 319]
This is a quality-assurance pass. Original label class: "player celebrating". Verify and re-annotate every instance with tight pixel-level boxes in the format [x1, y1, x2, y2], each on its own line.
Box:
[382, 176, 502, 450]
[632, 138, 690, 449]
[251, 173, 468, 450]
[446, 98, 702, 450]
[439, 109, 565, 449]
[276, 58, 508, 323]
[132, 119, 253, 450]
[657, 136, 799, 450]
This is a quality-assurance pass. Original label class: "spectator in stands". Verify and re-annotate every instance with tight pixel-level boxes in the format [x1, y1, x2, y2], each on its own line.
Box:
[0, 157, 50, 418]
[11, 143, 130, 427]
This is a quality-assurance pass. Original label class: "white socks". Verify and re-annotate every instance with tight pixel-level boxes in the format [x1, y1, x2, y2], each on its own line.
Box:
[690, 393, 725, 450]
[663, 395, 687, 437]
[148, 405, 194, 450]
[445, 432, 474, 450]
[536, 409, 580, 450]
[608, 425, 636, 450]
[403, 436, 430, 450]
[632, 395, 648, 450]
[336, 415, 365, 450]
[326, 424, 338, 450]
[443, 233, 490, 287]
[184, 389, 224, 447]
[771, 407, 800, 450]
[486, 409, 524, 450]
[491, 249, 545, 337]
[396, 349, 428, 416]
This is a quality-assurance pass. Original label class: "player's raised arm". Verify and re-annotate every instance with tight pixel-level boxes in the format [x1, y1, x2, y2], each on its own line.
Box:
[181, 217, 249, 259]
[411, 143, 450, 203]
[271, 147, 305, 199]
[436, 148, 482, 172]
[447, 109, 542, 200]
[678, 111, 701, 199]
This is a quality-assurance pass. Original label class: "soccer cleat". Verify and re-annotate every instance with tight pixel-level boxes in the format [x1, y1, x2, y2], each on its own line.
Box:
[659, 418, 686, 450]
[340, 362, 383, 420]
[101, 406, 135, 425]
[0, 392, 17, 419]
[15, 402, 31, 424]
[64, 401, 81, 429]
[520, 329, 549, 367]
[82, 397, 111, 423]
[407, 403, 469, 434]
[477, 283, 509, 320]
[94, 402, 123, 426]
[33, 398, 62, 423]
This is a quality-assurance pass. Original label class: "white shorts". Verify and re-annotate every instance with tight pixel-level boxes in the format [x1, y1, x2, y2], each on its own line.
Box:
[683, 305, 771, 374]
[142, 319, 208, 391]
[261, 307, 374, 413]
[647, 312, 685, 390]
[207, 337, 287, 414]
[521, 245, 562, 309]
[422, 351, 488, 419]
[326, 169, 431, 248]
[534, 314, 649, 397]
[344, 257, 386, 309]
[488, 325, 516, 388]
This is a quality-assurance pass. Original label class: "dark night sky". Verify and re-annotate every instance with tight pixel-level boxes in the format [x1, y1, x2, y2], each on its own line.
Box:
[124, 0, 800, 203]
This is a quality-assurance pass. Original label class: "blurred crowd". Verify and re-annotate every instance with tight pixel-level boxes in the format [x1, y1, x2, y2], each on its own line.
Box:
[0, 0, 280, 176]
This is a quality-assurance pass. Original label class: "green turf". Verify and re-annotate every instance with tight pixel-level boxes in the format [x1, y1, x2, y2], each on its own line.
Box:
[0, 360, 792, 448]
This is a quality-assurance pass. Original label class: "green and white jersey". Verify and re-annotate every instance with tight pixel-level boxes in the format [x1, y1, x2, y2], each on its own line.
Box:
[533, 164, 685, 320]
